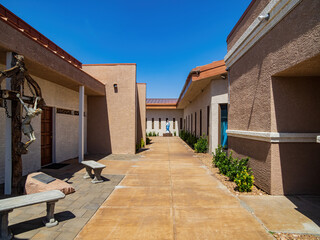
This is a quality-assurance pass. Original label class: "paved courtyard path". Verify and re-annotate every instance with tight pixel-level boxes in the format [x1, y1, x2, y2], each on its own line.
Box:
[76, 137, 273, 240]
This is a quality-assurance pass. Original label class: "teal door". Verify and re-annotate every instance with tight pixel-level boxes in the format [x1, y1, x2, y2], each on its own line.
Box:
[220, 104, 228, 149]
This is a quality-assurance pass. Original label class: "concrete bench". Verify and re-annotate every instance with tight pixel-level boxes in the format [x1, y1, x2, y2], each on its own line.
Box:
[82, 160, 106, 184]
[0, 190, 65, 240]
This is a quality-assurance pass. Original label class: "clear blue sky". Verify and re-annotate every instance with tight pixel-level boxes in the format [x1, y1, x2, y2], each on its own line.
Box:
[1, 0, 251, 98]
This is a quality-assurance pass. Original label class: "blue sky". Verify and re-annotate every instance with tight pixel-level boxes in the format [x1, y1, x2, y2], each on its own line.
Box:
[1, 0, 251, 98]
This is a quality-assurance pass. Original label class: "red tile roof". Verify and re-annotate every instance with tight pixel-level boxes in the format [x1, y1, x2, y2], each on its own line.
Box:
[0, 4, 82, 68]
[177, 60, 226, 103]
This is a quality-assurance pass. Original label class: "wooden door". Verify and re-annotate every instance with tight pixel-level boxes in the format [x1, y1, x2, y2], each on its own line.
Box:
[41, 106, 52, 166]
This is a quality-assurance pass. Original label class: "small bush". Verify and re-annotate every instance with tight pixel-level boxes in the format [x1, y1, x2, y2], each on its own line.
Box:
[174, 131, 176, 136]
[234, 169, 254, 192]
[157, 132, 159, 136]
[146, 137, 151, 145]
[179, 130, 198, 149]
[152, 131, 156, 137]
[194, 135, 208, 153]
[148, 132, 152, 137]
[140, 138, 145, 148]
[213, 145, 254, 192]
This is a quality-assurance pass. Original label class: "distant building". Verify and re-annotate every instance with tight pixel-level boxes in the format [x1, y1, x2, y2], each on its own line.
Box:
[146, 60, 228, 153]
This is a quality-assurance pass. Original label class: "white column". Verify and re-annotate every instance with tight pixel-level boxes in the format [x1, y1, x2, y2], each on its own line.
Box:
[78, 86, 84, 163]
[4, 52, 12, 195]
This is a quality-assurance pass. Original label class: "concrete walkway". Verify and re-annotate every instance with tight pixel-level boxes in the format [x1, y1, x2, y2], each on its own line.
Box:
[76, 137, 273, 240]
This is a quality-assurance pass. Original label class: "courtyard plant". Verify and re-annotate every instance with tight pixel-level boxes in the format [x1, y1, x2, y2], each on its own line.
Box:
[179, 130, 199, 149]
[213, 145, 254, 192]
[194, 134, 208, 153]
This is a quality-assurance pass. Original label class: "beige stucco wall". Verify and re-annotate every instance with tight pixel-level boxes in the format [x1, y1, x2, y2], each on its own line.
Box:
[146, 109, 183, 136]
[136, 84, 146, 145]
[83, 64, 137, 154]
[0, 69, 87, 183]
[227, 0, 320, 194]
[183, 79, 228, 153]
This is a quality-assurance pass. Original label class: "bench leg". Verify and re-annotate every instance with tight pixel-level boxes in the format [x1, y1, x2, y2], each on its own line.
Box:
[43, 201, 58, 228]
[0, 210, 13, 240]
[92, 168, 104, 184]
[84, 166, 94, 179]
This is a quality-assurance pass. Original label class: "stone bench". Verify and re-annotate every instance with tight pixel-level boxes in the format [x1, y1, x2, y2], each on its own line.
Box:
[0, 190, 65, 240]
[81, 160, 106, 184]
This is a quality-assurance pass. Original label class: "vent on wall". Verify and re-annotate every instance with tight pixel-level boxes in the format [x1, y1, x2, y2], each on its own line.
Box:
[56, 108, 85, 116]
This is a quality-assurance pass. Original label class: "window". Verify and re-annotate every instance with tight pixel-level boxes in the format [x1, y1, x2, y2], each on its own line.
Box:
[200, 109, 202, 136]
[159, 118, 161, 129]
[207, 106, 210, 136]
[152, 118, 154, 129]
[180, 118, 183, 130]
[195, 112, 197, 136]
[191, 114, 193, 133]
[173, 118, 176, 129]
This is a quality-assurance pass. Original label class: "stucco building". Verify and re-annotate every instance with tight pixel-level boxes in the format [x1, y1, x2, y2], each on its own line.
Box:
[146, 60, 228, 153]
[224, 0, 320, 195]
[0, 5, 146, 193]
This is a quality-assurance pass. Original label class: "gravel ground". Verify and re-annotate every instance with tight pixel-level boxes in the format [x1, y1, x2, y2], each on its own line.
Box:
[273, 233, 320, 240]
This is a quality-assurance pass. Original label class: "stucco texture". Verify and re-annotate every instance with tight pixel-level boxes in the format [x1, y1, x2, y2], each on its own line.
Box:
[227, 0, 320, 194]
[83, 64, 137, 154]
[136, 83, 146, 145]
[183, 79, 227, 153]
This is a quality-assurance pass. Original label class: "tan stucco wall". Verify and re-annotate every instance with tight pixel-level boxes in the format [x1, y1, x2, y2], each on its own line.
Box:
[146, 109, 183, 136]
[270, 143, 320, 195]
[183, 79, 228, 153]
[228, 137, 272, 193]
[227, 0, 320, 194]
[271, 76, 320, 133]
[83, 65, 137, 154]
[136, 84, 146, 145]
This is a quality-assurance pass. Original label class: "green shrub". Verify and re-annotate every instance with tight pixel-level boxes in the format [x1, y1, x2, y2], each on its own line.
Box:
[174, 131, 176, 136]
[194, 135, 208, 153]
[179, 130, 198, 149]
[152, 131, 156, 137]
[213, 145, 254, 192]
[234, 169, 254, 192]
[226, 157, 249, 181]
[146, 137, 151, 145]
[140, 138, 145, 148]
[148, 132, 152, 137]
[157, 132, 159, 136]
[136, 143, 140, 152]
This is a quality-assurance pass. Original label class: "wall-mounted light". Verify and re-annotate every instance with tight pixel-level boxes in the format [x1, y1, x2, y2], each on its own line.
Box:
[113, 83, 118, 93]
[258, 13, 270, 22]
[220, 75, 226, 79]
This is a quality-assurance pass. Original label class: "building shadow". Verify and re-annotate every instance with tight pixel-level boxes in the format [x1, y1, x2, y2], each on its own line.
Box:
[287, 195, 320, 227]
[10, 211, 75, 235]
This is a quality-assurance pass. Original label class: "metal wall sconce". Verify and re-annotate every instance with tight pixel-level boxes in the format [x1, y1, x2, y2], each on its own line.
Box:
[113, 83, 118, 93]
[258, 13, 270, 22]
